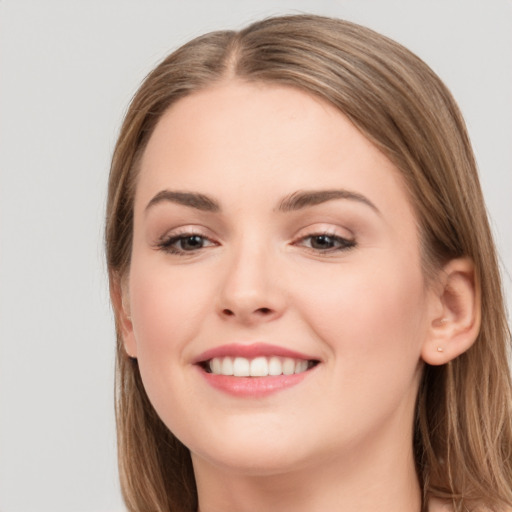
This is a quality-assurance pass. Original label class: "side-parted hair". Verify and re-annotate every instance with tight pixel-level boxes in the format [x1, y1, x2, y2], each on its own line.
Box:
[106, 14, 512, 512]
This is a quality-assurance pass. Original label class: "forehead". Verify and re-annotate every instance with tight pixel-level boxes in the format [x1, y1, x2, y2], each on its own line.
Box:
[135, 80, 414, 224]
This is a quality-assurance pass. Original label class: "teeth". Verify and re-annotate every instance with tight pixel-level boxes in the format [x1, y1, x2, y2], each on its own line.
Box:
[233, 357, 250, 377]
[250, 357, 268, 377]
[210, 357, 222, 374]
[282, 357, 295, 375]
[295, 360, 308, 373]
[268, 356, 282, 376]
[208, 356, 313, 377]
[220, 357, 233, 375]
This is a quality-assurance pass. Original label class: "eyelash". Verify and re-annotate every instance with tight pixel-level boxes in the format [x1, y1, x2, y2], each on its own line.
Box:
[156, 231, 356, 256]
[293, 233, 356, 253]
[157, 231, 217, 255]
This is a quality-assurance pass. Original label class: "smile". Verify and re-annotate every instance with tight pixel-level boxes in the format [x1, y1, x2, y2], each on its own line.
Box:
[194, 343, 320, 397]
[204, 356, 316, 377]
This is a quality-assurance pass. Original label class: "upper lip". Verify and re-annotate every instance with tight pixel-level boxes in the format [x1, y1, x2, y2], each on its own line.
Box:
[192, 343, 319, 364]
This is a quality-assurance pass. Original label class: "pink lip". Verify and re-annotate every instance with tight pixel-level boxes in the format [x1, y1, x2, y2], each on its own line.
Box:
[198, 371, 312, 398]
[193, 343, 320, 398]
[193, 342, 317, 364]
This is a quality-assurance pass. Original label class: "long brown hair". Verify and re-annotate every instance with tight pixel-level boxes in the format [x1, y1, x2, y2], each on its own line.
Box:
[106, 14, 512, 511]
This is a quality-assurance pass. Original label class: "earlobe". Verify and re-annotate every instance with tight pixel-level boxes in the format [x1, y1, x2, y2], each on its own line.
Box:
[110, 272, 138, 359]
[421, 258, 481, 366]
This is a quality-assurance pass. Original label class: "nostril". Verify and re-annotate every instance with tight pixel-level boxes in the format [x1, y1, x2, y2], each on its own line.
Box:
[256, 307, 272, 315]
[222, 309, 235, 316]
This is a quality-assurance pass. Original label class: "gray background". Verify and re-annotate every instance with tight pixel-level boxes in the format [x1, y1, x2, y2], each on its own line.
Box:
[0, 1, 510, 511]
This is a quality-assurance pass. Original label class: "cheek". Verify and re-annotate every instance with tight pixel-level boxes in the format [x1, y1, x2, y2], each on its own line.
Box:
[298, 259, 428, 368]
[128, 260, 210, 361]
[293, 260, 428, 441]
[127, 261, 215, 432]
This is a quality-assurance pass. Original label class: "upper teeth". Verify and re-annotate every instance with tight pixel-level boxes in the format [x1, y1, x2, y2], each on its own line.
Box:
[208, 356, 311, 377]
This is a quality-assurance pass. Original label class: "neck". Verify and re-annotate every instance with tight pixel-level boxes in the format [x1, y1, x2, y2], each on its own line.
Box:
[193, 428, 422, 512]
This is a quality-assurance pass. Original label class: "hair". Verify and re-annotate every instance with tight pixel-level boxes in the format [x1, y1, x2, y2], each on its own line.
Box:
[105, 14, 512, 512]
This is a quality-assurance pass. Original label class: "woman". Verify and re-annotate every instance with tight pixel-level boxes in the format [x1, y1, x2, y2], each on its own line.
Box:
[105, 14, 512, 512]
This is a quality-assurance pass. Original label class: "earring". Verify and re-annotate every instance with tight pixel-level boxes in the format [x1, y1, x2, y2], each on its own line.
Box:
[437, 346, 444, 352]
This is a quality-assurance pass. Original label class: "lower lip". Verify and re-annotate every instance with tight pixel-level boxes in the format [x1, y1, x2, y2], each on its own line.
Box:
[198, 368, 312, 397]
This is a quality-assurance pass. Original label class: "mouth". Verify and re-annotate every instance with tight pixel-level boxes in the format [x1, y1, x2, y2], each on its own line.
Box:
[199, 356, 319, 377]
[194, 343, 320, 397]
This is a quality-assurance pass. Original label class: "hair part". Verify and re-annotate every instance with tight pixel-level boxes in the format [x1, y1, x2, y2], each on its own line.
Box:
[106, 14, 512, 511]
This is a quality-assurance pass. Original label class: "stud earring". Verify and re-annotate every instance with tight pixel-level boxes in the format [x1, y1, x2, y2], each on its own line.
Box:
[437, 346, 444, 353]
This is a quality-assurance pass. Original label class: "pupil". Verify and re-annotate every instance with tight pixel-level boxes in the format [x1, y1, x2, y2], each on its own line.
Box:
[182, 235, 203, 250]
[311, 235, 333, 249]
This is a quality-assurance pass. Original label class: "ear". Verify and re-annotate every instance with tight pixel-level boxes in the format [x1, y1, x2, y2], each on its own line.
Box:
[421, 258, 481, 366]
[110, 272, 138, 359]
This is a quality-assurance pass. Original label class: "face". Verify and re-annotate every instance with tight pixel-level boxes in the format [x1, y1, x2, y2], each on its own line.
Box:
[122, 81, 436, 475]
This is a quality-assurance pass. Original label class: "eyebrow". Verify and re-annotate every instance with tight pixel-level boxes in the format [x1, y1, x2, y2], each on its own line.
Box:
[144, 188, 379, 215]
[277, 189, 379, 214]
[145, 190, 220, 213]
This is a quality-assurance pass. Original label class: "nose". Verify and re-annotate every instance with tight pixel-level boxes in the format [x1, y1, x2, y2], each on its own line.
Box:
[216, 239, 285, 325]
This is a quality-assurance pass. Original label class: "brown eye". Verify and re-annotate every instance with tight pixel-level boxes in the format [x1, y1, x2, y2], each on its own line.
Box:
[309, 235, 337, 250]
[178, 235, 206, 251]
[158, 233, 217, 255]
[296, 233, 356, 252]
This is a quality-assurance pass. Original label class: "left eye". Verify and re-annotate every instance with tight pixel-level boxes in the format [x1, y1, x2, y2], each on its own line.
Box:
[159, 234, 216, 254]
[297, 234, 355, 251]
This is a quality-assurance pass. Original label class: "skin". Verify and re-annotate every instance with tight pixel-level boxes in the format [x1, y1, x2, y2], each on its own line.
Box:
[117, 81, 479, 512]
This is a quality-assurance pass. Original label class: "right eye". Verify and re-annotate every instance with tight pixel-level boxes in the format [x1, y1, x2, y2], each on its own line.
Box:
[158, 233, 217, 255]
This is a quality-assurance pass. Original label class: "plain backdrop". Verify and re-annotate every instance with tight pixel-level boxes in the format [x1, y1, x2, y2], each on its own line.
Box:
[0, 1, 510, 511]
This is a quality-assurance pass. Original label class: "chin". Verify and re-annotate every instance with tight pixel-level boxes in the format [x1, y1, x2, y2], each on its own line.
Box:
[192, 444, 311, 477]
[186, 423, 317, 476]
